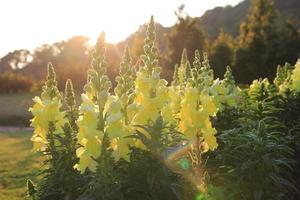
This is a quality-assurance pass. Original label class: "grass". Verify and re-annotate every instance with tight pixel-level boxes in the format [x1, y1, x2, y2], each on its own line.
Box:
[0, 131, 40, 200]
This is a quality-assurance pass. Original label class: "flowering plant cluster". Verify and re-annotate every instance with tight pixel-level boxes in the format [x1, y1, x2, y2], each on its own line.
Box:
[27, 16, 300, 200]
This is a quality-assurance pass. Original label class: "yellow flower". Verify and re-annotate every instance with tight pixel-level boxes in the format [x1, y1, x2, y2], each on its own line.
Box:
[161, 105, 175, 125]
[248, 80, 260, 96]
[29, 96, 66, 151]
[31, 134, 46, 151]
[292, 61, 300, 91]
[106, 96, 123, 124]
[110, 137, 132, 161]
[74, 147, 97, 173]
[85, 137, 102, 158]
[202, 119, 218, 151]
[169, 86, 182, 113]
[200, 94, 218, 116]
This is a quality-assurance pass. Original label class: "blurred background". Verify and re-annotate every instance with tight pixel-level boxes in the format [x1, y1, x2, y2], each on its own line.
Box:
[0, 0, 299, 127]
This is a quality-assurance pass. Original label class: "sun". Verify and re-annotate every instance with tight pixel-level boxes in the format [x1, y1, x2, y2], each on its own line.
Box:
[76, 0, 143, 45]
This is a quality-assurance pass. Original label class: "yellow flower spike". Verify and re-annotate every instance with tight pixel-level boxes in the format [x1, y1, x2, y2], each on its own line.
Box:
[106, 121, 127, 138]
[74, 148, 97, 173]
[133, 93, 166, 125]
[226, 95, 237, 107]
[116, 137, 132, 161]
[80, 94, 98, 113]
[193, 110, 208, 127]
[44, 99, 61, 121]
[82, 128, 103, 140]
[184, 87, 199, 105]
[85, 138, 102, 158]
[77, 127, 85, 143]
[179, 103, 194, 126]
[248, 79, 260, 96]
[292, 61, 300, 91]
[106, 97, 123, 124]
[127, 103, 139, 122]
[135, 73, 156, 95]
[202, 127, 218, 151]
[110, 138, 119, 152]
[169, 86, 181, 113]
[214, 82, 227, 95]
[76, 147, 85, 157]
[31, 134, 46, 151]
[29, 95, 66, 152]
[33, 127, 47, 141]
[200, 94, 218, 116]
[161, 105, 175, 125]
[79, 112, 99, 129]
[29, 97, 44, 115]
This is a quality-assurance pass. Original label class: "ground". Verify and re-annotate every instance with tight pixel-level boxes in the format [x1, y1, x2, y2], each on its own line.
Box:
[0, 131, 40, 200]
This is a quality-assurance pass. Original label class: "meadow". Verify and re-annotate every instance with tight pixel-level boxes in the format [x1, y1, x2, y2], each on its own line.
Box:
[0, 131, 40, 200]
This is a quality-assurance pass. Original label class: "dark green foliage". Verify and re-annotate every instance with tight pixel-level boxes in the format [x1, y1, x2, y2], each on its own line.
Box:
[209, 120, 295, 200]
[234, 0, 300, 83]
[234, 0, 278, 83]
[118, 148, 195, 200]
[77, 133, 122, 200]
[120, 116, 195, 200]
[76, 116, 195, 200]
[132, 116, 183, 156]
[209, 64, 300, 199]
[165, 5, 207, 69]
[209, 30, 235, 79]
[30, 123, 87, 200]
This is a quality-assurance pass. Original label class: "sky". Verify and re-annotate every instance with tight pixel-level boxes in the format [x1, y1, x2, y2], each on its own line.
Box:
[0, 0, 242, 57]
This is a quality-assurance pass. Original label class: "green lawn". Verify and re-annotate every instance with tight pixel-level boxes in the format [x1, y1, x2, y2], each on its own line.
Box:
[0, 131, 40, 200]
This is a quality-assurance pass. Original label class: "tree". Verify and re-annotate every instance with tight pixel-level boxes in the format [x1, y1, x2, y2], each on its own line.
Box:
[54, 36, 90, 89]
[209, 30, 235, 78]
[165, 5, 207, 68]
[20, 44, 60, 80]
[21, 36, 90, 90]
[275, 19, 300, 66]
[234, 0, 278, 83]
[0, 49, 32, 72]
[234, 0, 300, 83]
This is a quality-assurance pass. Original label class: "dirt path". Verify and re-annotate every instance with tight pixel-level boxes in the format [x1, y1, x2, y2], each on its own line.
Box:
[0, 126, 33, 132]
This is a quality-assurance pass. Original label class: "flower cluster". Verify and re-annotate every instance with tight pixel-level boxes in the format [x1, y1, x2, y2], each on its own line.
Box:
[291, 60, 300, 92]
[29, 64, 66, 151]
[30, 17, 241, 174]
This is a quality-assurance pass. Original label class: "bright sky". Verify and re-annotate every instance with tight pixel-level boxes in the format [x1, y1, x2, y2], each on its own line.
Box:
[0, 0, 242, 57]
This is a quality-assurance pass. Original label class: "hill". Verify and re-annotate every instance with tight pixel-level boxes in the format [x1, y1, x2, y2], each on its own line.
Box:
[197, 0, 300, 41]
